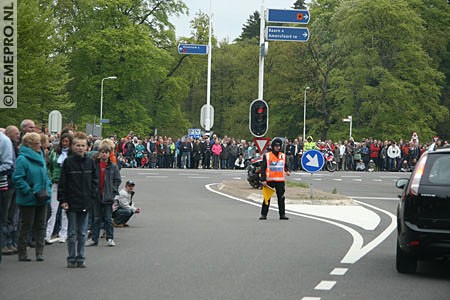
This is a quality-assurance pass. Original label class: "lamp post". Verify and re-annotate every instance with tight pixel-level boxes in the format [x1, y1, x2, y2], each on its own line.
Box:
[303, 86, 310, 140]
[342, 115, 353, 139]
[100, 76, 117, 127]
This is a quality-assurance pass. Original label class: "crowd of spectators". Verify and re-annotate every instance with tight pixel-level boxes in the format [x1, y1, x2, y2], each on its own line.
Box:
[101, 131, 444, 173]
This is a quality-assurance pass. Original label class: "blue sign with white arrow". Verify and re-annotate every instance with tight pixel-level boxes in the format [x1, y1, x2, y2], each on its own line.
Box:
[178, 44, 208, 55]
[301, 149, 325, 173]
[267, 9, 310, 24]
[266, 26, 310, 42]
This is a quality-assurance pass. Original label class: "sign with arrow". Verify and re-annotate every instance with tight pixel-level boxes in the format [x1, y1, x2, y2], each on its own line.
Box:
[177, 44, 208, 55]
[301, 149, 325, 173]
[253, 137, 271, 154]
[267, 9, 310, 24]
[266, 26, 309, 42]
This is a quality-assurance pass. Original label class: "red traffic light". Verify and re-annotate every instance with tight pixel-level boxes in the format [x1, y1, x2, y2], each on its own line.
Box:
[249, 99, 269, 137]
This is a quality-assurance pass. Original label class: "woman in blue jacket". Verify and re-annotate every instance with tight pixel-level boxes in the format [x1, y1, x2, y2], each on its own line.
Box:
[13, 132, 51, 262]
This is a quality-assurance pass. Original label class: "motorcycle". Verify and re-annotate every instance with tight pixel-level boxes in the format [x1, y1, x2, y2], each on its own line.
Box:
[247, 156, 263, 189]
[323, 149, 337, 172]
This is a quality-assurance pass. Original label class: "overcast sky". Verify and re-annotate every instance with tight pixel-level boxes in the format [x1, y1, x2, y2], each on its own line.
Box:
[170, 0, 299, 41]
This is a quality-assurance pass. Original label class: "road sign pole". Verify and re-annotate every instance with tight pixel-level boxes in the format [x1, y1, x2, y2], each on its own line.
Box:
[205, 0, 213, 132]
[258, 0, 265, 100]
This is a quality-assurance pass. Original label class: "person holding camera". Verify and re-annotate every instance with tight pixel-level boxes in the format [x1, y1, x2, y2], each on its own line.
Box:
[113, 180, 140, 227]
[13, 132, 51, 261]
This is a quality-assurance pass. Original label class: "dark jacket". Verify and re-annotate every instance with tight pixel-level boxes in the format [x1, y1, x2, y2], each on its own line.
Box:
[95, 158, 121, 204]
[58, 154, 98, 212]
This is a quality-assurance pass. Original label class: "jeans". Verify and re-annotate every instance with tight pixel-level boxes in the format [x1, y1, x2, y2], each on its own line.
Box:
[181, 152, 190, 168]
[1, 187, 16, 248]
[113, 208, 134, 225]
[91, 203, 113, 242]
[66, 211, 89, 263]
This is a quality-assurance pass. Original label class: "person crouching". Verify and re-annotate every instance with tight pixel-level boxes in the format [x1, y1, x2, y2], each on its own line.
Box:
[112, 180, 140, 227]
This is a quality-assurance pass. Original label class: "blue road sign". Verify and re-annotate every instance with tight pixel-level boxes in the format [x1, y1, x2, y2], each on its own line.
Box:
[188, 128, 202, 139]
[267, 9, 310, 24]
[301, 149, 325, 173]
[100, 119, 110, 124]
[178, 44, 208, 55]
[266, 26, 310, 42]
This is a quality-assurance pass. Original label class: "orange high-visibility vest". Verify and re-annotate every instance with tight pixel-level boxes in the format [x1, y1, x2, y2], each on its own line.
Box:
[265, 152, 286, 182]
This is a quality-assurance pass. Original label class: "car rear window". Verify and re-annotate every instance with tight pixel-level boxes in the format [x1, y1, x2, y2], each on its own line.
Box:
[425, 154, 450, 185]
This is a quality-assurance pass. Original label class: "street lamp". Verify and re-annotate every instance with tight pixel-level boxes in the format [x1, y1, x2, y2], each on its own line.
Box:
[303, 86, 310, 140]
[342, 115, 353, 139]
[100, 76, 117, 126]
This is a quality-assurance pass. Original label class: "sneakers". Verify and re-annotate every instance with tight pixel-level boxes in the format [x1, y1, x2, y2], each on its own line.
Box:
[106, 239, 115, 247]
[280, 215, 289, 220]
[67, 261, 77, 268]
[259, 215, 267, 220]
[77, 262, 86, 268]
[86, 239, 98, 246]
[2, 246, 13, 255]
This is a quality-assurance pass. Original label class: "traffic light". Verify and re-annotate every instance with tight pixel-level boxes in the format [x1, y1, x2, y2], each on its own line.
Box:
[249, 99, 269, 137]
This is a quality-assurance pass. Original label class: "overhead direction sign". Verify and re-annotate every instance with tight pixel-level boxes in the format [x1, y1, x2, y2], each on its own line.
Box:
[267, 9, 310, 24]
[266, 26, 309, 42]
[301, 149, 325, 173]
[254, 137, 271, 154]
[178, 44, 208, 55]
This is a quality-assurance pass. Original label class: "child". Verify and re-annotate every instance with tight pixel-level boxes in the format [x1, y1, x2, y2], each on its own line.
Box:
[87, 144, 121, 247]
[58, 132, 98, 268]
[113, 180, 141, 227]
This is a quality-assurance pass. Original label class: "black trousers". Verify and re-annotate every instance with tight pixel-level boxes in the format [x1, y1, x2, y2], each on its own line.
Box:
[261, 181, 286, 217]
[18, 205, 47, 259]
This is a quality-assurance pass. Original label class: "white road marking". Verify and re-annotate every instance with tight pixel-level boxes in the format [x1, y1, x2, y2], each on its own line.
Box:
[330, 268, 348, 275]
[232, 177, 242, 180]
[352, 179, 362, 182]
[351, 196, 398, 201]
[206, 184, 397, 265]
[189, 176, 209, 179]
[313, 178, 322, 181]
[341, 175, 361, 178]
[332, 179, 342, 181]
[145, 176, 168, 179]
[138, 173, 159, 175]
[314, 281, 336, 290]
[372, 179, 382, 182]
[301, 297, 321, 300]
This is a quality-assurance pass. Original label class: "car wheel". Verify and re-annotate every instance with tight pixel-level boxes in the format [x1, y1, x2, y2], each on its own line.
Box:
[396, 240, 417, 274]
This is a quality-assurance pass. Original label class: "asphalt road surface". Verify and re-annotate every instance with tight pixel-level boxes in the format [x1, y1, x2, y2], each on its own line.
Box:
[1, 169, 449, 300]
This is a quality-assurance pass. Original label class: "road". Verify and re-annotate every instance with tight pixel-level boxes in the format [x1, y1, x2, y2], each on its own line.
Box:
[1, 169, 449, 300]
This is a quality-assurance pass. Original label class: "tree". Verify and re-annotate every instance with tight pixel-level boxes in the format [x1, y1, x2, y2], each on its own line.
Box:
[331, 0, 447, 140]
[0, 0, 70, 129]
[236, 11, 260, 42]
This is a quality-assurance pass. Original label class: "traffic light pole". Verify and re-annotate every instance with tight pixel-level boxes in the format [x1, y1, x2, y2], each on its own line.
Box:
[258, 0, 265, 100]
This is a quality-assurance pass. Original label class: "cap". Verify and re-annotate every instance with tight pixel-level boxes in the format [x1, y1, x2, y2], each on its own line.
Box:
[126, 180, 135, 186]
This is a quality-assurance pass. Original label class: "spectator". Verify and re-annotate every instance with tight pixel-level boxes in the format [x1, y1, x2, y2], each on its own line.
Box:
[211, 139, 222, 169]
[13, 132, 52, 261]
[87, 144, 121, 247]
[113, 180, 140, 227]
[46, 133, 72, 244]
[58, 132, 98, 268]
[234, 154, 246, 170]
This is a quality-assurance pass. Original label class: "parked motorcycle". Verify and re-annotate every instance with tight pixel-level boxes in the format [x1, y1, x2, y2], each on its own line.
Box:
[247, 156, 263, 189]
[323, 149, 337, 172]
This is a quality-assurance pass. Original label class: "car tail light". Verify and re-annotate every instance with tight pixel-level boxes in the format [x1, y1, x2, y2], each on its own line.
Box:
[409, 155, 428, 196]
[408, 240, 420, 246]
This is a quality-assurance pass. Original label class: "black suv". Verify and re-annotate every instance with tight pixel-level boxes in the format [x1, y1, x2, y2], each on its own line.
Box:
[395, 145, 450, 273]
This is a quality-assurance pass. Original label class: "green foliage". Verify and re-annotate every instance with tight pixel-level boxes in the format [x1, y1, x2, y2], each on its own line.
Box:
[5, 0, 449, 144]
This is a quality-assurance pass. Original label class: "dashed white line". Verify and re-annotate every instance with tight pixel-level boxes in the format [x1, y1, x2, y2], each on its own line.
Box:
[332, 178, 342, 181]
[314, 281, 336, 290]
[145, 176, 168, 179]
[352, 179, 362, 182]
[301, 297, 321, 300]
[330, 268, 348, 275]
[188, 176, 209, 179]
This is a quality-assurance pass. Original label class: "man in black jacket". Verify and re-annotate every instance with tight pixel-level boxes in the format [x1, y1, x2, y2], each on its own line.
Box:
[58, 132, 98, 268]
[87, 144, 121, 247]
